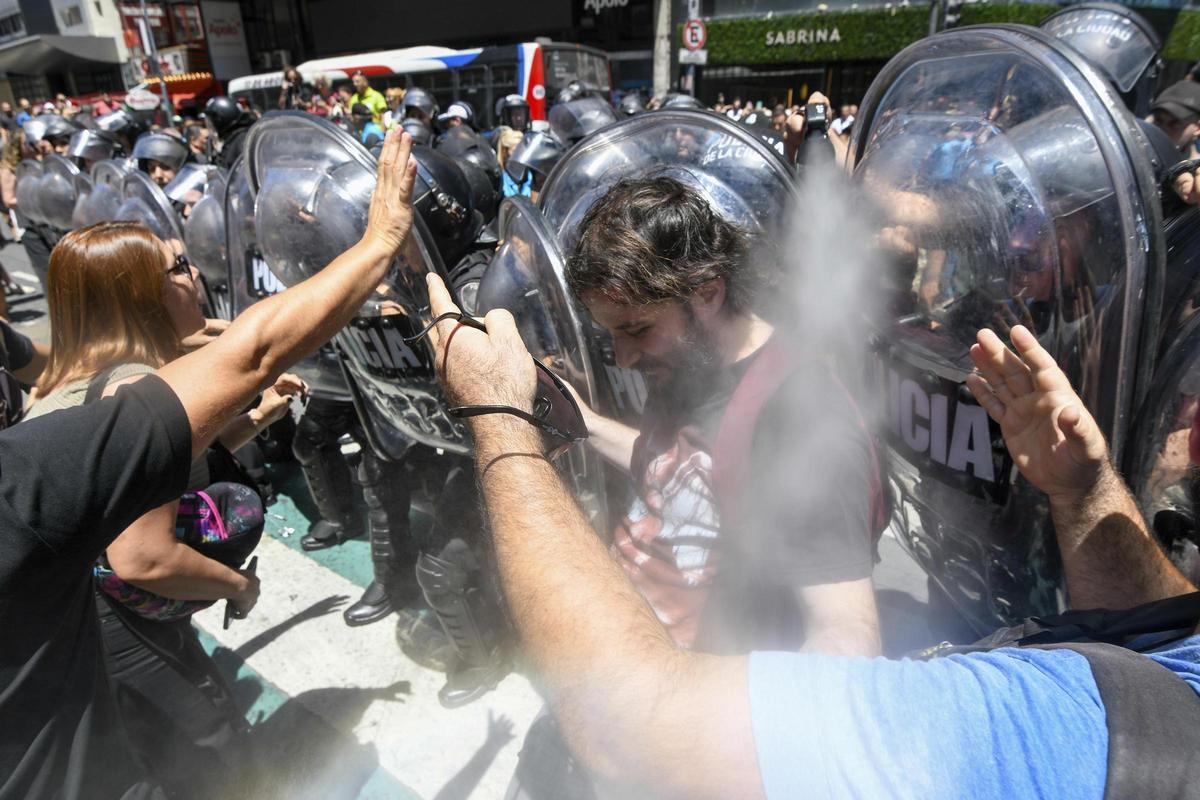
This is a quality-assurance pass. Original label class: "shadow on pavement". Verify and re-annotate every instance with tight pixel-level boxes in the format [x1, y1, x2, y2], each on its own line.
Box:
[432, 711, 517, 800]
[231, 681, 412, 800]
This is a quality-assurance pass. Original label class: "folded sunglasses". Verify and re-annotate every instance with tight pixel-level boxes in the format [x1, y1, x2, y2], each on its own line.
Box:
[405, 311, 589, 460]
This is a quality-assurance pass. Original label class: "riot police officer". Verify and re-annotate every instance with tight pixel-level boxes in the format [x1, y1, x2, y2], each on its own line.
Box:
[496, 94, 531, 131]
[401, 87, 439, 128]
[204, 96, 255, 170]
[132, 132, 190, 188]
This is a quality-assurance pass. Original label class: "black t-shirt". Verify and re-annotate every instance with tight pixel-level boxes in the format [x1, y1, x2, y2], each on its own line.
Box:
[0, 376, 192, 799]
[0, 320, 34, 429]
[616, 344, 874, 651]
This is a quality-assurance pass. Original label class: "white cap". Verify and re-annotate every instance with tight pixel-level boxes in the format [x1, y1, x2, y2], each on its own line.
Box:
[437, 102, 472, 122]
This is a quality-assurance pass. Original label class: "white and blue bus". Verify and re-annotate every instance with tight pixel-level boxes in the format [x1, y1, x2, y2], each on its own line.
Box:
[229, 42, 611, 128]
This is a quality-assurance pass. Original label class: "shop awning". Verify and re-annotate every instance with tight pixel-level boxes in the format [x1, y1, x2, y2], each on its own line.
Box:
[0, 34, 121, 75]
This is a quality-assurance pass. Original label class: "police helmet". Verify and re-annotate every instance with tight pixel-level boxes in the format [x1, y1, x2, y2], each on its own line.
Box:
[555, 80, 587, 105]
[504, 130, 566, 183]
[548, 96, 618, 147]
[95, 108, 150, 151]
[456, 158, 499, 227]
[660, 92, 707, 111]
[132, 133, 189, 174]
[403, 87, 439, 121]
[619, 93, 646, 117]
[65, 129, 116, 165]
[42, 115, 79, 146]
[401, 117, 434, 147]
[411, 145, 485, 265]
[436, 125, 501, 183]
[204, 95, 251, 137]
[497, 94, 531, 130]
[1040, 3, 1162, 117]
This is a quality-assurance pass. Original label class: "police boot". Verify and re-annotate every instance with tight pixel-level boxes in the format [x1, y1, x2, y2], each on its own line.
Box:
[344, 452, 415, 627]
[294, 401, 361, 551]
[416, 538, 510, 708]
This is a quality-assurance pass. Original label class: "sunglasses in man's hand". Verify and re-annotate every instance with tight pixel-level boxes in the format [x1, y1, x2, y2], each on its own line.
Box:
[407, 311, 589, 459]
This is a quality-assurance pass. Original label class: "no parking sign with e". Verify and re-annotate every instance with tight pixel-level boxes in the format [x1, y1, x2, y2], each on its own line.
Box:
[683, 18, 707, 51]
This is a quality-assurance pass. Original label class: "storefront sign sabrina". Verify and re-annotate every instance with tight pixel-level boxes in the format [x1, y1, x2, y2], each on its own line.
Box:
[765, 27, 841, 47]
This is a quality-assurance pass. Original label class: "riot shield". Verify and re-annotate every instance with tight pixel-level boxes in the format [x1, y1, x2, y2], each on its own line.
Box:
[224, 154, 349, 402]
[76, 159, 129, 227]
[849, 25, 1164, 631]
[165, 163, 223, 215]
[15, 160, 44, 225]
[116, 170, 185, 244]
[243, 111, 459, 442]
[70, 172, 93, 229]
[184, 169, 231, 320]
[37, 154, 82, 231]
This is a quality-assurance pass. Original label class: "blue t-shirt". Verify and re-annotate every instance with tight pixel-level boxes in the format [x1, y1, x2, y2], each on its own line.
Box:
[749, 635, 1200, 799]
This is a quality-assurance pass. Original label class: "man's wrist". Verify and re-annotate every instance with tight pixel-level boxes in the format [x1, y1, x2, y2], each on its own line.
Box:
[1047, 460, 1120, 515]
[470, 415, 543, 463]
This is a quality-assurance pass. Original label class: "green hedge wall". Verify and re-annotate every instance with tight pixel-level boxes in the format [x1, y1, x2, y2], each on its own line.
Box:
[691, 4, 1200, 66]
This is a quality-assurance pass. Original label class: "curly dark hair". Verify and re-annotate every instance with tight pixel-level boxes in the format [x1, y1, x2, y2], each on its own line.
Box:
[567, 175, 754, 313]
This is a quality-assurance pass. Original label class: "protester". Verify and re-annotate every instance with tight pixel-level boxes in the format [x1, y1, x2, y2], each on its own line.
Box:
[830, 102, 855, 135]
[278, 66, 308, 110]
[184, 123, 210, 164]
[0, 135, 23, 244]
[349, 69, 388, 123]
[1152, 80, 1200, 156]
[383, 86, 405, 128]
[422, 252, 1200, 797]
[495, 127, 531, 198]
[14, 97, 30, 126]
[437, 101, 474, 131]
[0, 318, 47, 423]
[24, 223, 308, 794]
[351, 102, 386, 147]
[0, 129, 419, 800]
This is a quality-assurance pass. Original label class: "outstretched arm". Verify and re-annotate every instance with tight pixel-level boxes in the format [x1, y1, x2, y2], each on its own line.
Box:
[157, 129, 417, 457]
[966, 325, 1195, 609]
[425, 274, 764, 800]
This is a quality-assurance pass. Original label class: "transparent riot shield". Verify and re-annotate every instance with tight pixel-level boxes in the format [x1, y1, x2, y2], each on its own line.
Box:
[184, 169, 231, 320]
[529, 109, 796, 425]
[70, 173, 93, 229]
[850, 25, 1164, 631]
[15, 160, 44, 225]
[77, 159, 129, 227]
[224, 154, 350, 402]
[475, 196, 611, 525]
[38, 155, 82, 231]
[116, 170, 185, 245]
[245, 112, 458, 458]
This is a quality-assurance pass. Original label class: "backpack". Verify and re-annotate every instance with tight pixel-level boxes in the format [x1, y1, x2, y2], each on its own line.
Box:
[917, 592, 1200, 800]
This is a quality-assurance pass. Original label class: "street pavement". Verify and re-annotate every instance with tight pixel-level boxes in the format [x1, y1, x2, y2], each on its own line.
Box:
[7, 237, 977, 799]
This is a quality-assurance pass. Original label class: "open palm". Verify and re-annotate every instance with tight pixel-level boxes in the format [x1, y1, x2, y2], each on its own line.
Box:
[965, 326, 1108, 500]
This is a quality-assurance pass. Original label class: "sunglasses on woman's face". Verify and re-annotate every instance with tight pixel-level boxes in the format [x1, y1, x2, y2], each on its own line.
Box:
[406, 311, 589, 460]
[166, 253, 194, 281]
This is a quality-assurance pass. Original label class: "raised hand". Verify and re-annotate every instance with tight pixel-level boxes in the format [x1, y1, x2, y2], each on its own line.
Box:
[362, 129, 418, 257]
[965, 325, 1108, 501]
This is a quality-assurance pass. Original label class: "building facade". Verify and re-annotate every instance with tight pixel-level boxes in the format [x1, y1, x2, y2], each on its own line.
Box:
[676, 0, 1200, 108]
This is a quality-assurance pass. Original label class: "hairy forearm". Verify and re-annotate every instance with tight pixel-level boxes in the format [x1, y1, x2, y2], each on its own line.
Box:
[1051, 463, 1195, 609]
[473, 418, 761, 798]
[161, 239, 393, 454]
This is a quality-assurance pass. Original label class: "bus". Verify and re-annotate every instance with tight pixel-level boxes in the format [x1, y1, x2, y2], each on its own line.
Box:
[228, 42, 611, 128]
